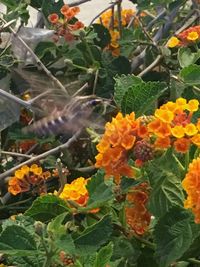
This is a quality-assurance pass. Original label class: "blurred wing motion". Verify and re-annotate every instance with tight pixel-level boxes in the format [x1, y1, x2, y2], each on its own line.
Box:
[23, 97, 103, 136]
[12, 69, 104, 136]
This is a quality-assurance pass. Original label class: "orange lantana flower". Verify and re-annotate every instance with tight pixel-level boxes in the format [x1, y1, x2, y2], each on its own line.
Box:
[191, 134, 200, 147]
[147, 98, 199, 153]
[59, 177, 89, 206]
[182, 157, 200, 223]
[125, 183, 151, 235]
[154, 136, 171, 149]
[174, 138, 190, 153]
[59, 177, 99, 213]
[95, 112, 141, 183]
[48, 13, 59, 24]
[8, 165, 51, 196]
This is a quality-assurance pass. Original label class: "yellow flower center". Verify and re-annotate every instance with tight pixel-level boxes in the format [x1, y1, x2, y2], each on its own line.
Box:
[167, 37, 180, 48]
[187, 31, 199, 41]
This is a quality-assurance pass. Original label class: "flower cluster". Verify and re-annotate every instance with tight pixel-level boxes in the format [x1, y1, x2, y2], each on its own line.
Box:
[98, 8, 135, 56]
[167, 25, 200, 48]
[99, 9, 135, 29]
[8, 164, 51, 196]
[125, 183, 151, 235]
[59, 251, 74, 266]
[182, 157, 200, 223]
[48, 4, 84, 42]
[148, 98, 200, 153]
[59, 177, 89, 206]
[95, 112, 149, 183]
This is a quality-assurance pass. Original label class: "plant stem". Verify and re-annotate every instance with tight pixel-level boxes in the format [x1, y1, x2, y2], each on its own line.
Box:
[172, 153, 185, 173]
[194, 148, 200, 159]
[0, 150, 32, 158]
[56, 159, 67, 196]
[185, 151, 190, 171]
[82, 37, 96, 64]
[0, 130, 81, 182]
[117, 0, 122, 37]
[0, 17, 68, 95]
[93, 69, 99, 94]
[187, 258, 200, 265]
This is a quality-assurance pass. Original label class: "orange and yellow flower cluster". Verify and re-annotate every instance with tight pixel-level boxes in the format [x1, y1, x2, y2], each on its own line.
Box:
[125, 183, 151, 235]
[59, 177, 89, 206]
[182, 157, 200, 224]
[8, 164, 51, 196]
[95, 98, 200, 180]
[167, 25, 200, 48]
[95, 112, 149, 183]
[148, 98, 200, 153]
[99, 9, 135, 29]
[48, 4, 84, 42]
[98, 8, 135, 56]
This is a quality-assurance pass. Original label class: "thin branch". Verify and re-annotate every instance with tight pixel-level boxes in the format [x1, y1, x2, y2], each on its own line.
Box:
[0, 150, 32, 158]
[56, 159, 67, 196]
[171, 74, 200, 94]
[137, 55, 163, 77]
[131, 0, 190, 72]
[0, 130, 81, 182]
[133, 14, 157, 47]
[89, 2, 118, 27]
[0, 89, 31, 108]
[72, 82, 89, 97]
[0, 17, 68, 96]
[92, 69, 99, 94]
[73, 166, 95, 172]
[69, 0, 91, 7]
[117, 0, 122, 37]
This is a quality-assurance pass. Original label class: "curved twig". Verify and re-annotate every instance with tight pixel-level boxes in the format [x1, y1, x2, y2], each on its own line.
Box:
[89, 1, 118, 27]
[0, 17, 68, 95]
[0, 130, 81, 182]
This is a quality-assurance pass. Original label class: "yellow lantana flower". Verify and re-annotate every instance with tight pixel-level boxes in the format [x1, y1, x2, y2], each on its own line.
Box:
[187, 99, 199, 112]
[184, 123, 198, 136]
[167, 36, 180, 48]
[187, 31, 199, 41]
[171, 125, 185, 138]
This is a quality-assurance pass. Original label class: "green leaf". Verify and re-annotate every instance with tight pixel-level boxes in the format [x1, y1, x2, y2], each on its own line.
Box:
[0, 0, 18, 8]
[148, 172, 184, 217]
[94, 242, 113, 267]
[25, 195, 69, 222]
[111, 56, 131, 75]
[121, 81, 167, 116]
[178, 47, 200, 68]
[0, 225, 37, 256]
[34, 41, 57, 59]
[74, 215, 113, 255]
[92, 24, 111, 49]
[41, 0, 64, 19]
[120, 177, 140, 194]
[0, 55, 16, 69]
[180, 64, 200, 85]
[146, 150, 185, 217]
[114, 74, 142, 107]
[47, 213, 76, 254]
[47, 212, 69, 236]
[112, 237, 141, 265]
[149, 149, 184, 178]
[85, 170, 114, 210]
[154, 207, 199, 267]
[137, 247, 159, 267]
